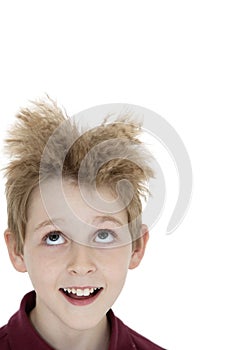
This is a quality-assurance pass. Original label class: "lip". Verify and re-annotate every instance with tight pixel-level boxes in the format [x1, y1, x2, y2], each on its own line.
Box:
[59, 287, 103, 306]
[62, 286, 101, 290]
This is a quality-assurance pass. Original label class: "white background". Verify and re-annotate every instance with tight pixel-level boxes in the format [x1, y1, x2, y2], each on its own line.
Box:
[0, 1, 233, 349]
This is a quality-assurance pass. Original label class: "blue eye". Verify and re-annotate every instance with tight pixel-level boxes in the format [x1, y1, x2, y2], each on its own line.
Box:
[44, 232, 66, 246]
[94, 229, 115, 243]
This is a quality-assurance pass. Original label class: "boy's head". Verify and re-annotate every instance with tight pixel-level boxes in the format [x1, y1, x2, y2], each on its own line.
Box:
[4, 97, 155, 254]
[3, 98, 155, 332]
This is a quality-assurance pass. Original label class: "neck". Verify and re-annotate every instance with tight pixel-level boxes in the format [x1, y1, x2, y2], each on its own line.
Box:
[29, 307, 110, 350]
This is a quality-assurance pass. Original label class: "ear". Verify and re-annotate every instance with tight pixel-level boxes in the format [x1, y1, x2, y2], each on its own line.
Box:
[4, 230, 27, 273]
[129, 224, 149, 270]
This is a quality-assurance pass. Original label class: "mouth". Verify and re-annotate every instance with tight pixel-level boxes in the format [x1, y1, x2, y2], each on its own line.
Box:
[59, 287, 103, 306]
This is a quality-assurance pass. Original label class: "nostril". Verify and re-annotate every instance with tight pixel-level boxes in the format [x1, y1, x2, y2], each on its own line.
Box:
[67, 264, 96, 276]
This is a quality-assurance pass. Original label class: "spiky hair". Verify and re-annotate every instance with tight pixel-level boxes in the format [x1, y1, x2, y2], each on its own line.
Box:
[3, 97, 155, 253]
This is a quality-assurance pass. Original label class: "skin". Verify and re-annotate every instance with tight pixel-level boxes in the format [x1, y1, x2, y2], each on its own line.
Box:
[5, 179, 149, 350]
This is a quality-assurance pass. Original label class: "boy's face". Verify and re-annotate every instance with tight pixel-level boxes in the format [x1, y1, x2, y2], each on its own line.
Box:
[5, 179, 148, 332]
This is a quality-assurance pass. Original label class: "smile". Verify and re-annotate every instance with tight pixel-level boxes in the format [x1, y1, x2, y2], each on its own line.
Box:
[59, 287, 103, 306]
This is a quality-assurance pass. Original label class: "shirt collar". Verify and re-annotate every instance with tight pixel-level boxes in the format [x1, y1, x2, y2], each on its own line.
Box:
[8, 291, 53, 350]
[107, 309, 136, 349]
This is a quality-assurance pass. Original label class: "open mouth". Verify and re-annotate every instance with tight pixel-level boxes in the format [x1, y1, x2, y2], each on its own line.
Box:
[60, 287, 103, 301]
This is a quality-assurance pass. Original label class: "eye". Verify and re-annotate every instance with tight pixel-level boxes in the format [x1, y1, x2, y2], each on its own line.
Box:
[44, 231, 66, 246]
[94, 229, 116, 244]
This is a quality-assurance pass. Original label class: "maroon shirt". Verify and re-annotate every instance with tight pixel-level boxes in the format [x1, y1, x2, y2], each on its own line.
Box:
[0, 291, 165, 350]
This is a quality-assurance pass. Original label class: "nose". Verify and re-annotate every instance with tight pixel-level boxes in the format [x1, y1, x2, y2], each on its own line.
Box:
[67, 242, 97, 276]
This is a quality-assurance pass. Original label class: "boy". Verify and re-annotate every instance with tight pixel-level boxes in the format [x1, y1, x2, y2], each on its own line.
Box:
[0, 98, 165, 350]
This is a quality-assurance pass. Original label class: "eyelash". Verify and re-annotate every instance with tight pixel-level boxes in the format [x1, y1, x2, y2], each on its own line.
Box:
[42, 229, 118, 246]
[94, 229, 117, 244]
[42, 231, 66, 246]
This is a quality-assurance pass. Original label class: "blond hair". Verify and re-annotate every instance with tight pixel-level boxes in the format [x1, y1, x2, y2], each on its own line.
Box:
[3, 97, 155, 253]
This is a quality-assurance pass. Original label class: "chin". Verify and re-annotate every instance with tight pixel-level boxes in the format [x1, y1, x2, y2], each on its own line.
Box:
[63, 314, 106, 331]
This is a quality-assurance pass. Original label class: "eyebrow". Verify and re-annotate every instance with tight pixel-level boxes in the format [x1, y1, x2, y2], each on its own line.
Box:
[33, 216, 124, 233]
[34, 219, 62, 232]
[93, 216, 124, 226]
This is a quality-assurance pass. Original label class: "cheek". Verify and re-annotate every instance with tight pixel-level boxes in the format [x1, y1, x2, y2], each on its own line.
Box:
[97, 246, 132, 282]
[23, 247, 63, 286]
[97, 248, 132, 307]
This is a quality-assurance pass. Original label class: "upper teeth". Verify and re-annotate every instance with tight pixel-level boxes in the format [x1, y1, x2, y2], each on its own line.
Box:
[63, 287, 100, 297]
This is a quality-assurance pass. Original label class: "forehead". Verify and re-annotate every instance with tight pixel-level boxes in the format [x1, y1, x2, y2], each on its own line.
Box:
[27, 179, 128, 229]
